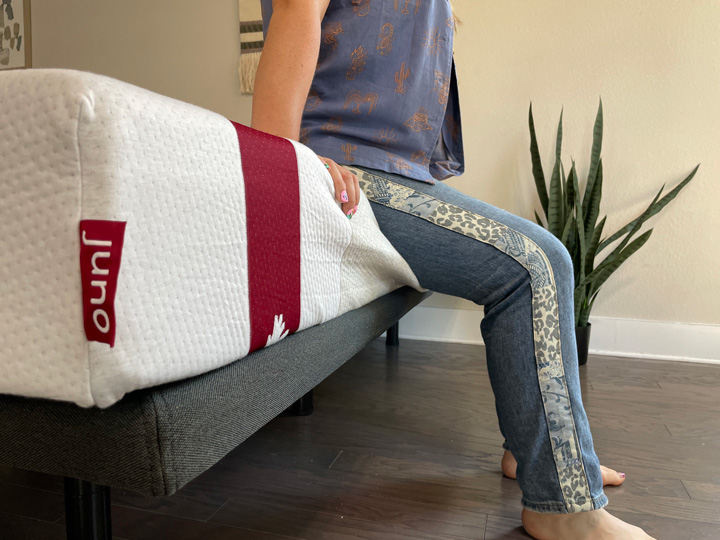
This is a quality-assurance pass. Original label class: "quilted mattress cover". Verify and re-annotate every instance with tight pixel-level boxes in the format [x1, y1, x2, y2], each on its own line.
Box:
[0, 69, 425, 408]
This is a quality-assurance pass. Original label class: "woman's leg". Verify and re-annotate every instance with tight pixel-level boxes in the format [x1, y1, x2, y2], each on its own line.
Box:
[351, 165, 606, 513]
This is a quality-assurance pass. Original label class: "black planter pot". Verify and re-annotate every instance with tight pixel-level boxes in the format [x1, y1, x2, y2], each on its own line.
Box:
[575, 322, 592, 366]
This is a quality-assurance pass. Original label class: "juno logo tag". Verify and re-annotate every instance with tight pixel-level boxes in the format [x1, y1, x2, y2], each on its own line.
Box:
[79, 220, 127, 347]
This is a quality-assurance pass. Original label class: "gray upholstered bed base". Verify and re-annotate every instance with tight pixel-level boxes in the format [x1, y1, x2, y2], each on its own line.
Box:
[0, 286, 430, 538]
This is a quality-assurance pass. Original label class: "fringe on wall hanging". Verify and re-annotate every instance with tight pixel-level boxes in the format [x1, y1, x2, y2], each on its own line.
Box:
[239, 2, 264, 95]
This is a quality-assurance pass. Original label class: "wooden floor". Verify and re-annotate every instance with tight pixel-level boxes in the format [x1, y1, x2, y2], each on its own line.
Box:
[2, 338, 720, 539]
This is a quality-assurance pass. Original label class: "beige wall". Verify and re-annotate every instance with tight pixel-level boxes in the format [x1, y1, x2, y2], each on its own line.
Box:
[32, 0, 719, 326]
[32, 0, 253, 123]
[439, 0, 720, 327]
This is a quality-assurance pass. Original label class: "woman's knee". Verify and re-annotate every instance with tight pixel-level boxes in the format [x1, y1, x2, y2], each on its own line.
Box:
[530, 224, 574, 279]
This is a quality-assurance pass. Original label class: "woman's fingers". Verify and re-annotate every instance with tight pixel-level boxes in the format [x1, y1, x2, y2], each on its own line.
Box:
[339, 165, 359, 212]
[319, 156, 357, 218]
[350, 168, 361, 214]
[328, 160, 353, 217]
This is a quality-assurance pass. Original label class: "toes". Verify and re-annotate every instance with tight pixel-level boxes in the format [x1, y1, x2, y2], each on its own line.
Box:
[601, 466, 626, 486]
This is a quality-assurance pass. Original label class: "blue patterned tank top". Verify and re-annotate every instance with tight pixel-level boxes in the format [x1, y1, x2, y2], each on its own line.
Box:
[260, 0, 464, 184]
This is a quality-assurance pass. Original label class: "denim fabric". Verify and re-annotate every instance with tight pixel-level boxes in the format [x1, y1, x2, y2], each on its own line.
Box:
[351, 165, 609, 514]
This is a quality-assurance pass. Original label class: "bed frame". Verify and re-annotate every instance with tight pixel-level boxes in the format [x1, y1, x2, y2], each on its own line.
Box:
[0, 286, 431, 540]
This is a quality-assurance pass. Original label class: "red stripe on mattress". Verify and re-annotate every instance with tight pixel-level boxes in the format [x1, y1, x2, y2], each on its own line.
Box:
[231, 121, 301, 353]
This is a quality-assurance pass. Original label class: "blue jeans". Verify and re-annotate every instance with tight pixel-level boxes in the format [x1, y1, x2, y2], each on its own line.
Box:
[350, 165, 609, 514]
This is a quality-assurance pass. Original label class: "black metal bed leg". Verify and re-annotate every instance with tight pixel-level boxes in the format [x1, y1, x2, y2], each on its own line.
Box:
[63, 478, 112, 540]
[291, 389, 314, 416]
[386, 321, 399, 346]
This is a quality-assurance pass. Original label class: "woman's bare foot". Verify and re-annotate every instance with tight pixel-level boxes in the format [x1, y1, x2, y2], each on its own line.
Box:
[522, 507, 655, 540]
[502, 450, 626, 486]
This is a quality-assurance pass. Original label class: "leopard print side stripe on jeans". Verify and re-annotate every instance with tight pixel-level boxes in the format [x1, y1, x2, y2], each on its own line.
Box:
[348, 165, 597, 513]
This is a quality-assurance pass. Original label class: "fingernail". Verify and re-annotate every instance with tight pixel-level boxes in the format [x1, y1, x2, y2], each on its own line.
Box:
[619, 473, 626, 478]
[341, 190, 348, 202]
[353, 204, 358, 213]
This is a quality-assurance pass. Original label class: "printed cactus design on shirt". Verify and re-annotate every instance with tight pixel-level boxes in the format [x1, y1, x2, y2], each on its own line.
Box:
[385, 152, 413, 173]
[352, 0, 371, 17]
[266, 314, 290, 347]
[346, 46, 368, 80]
[323, 22, 344, 50]
[342, 143, 358, 162]
[377, 23, 394, 56]
[395, 62, 410, 94]
[394, 0, 420, 14]
[432, 71, 450, 105]
[344, 90, 379, 115]
[404, 107, 433, 132]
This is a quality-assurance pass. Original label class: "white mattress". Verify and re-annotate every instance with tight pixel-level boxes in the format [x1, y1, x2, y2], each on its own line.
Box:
[0, 69, 425, 408]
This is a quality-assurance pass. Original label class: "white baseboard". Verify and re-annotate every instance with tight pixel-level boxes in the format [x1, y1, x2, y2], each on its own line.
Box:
[383, 306, 720, 365]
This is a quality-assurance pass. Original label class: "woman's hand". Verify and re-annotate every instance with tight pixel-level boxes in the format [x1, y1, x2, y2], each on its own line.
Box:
[318, 156, 360, 219]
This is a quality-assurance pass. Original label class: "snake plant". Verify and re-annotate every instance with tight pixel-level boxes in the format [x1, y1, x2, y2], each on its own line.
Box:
[529, 100, 699, 327]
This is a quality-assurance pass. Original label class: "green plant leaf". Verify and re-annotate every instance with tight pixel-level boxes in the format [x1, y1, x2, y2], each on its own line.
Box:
[574, 275, 587, 326]
[560, 160, 568, 230]
[584, 158, 603, 244]
[574, 186, 662, 294]
[534, 209, 544, 227]
[584, 215, 606, 275]
[582, 99, 603, 221]
[611, 182, 664, 255]
[581, 229, 653, 298]
[566, 216, 577, 259]
[564, 165, 577, 263]
[564, 158, 574, 226]
[548, 159, 564, 238]
[597, 164, 700, 253]
[556, 107, 564, 161]
[561, 213, 574, 245]
[578, 287, 602, 327]
[582, 182, 663, 285]
[572, 161, 587, 282]
[588, 288, 601, 311]
[529, 103, 549, 219]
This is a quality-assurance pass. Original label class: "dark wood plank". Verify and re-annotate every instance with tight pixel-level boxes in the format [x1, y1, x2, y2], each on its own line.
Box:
[199, 459, 522, 521]
[609, 509, 720, 540]
[110, 504, 303, 540]
[664, 422, 720, 444]
[0, 466, 63, 494]
[210, 497, 479, 540]
[112, 487, 230, 521]
[681, 480, 720, 503]
[0, 511, 64, 540]
[195, 461, 489, 538]
[0, 482, 65, 522]
[483, 514, 530, 539]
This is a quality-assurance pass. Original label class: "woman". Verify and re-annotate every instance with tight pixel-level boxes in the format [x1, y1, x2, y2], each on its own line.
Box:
[252, 1, 654, 538]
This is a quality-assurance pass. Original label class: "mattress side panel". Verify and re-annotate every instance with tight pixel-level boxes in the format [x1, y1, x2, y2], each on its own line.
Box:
[0, 70, 92, 405]
[76, 75, 252, 407]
